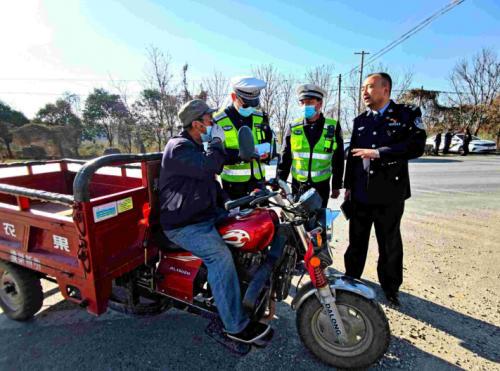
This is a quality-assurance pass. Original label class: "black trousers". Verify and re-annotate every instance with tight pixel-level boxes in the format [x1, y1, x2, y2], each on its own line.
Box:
[344, 201, 405, 293]
[292, 179, 330, 208]
[222, 179, 263, 200]
[434, 141, 440, 155]
[463, 141, 470, 155]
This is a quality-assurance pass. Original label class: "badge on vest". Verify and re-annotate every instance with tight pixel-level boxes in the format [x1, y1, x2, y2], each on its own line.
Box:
[293, 130, 303, 135]
[223, 125, 233, 131]
[388, 121, 401, 127]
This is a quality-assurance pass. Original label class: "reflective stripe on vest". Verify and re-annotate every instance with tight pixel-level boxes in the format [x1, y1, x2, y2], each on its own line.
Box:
[214, 110, 266, 183]
[291, 118, 338, 183]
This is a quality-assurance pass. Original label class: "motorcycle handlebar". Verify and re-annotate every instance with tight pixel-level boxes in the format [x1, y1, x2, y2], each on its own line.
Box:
[224, 189, 278, 211]
[224, 195, 256, 211]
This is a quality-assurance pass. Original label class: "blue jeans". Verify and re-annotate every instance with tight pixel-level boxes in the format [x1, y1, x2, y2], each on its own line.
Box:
[165, 218, 250, 334]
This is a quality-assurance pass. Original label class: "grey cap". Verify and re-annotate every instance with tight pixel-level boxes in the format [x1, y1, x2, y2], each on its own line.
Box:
[178, 99, 216, 128]
[296, 83, 326, 101]
[231, 76, 267, 107]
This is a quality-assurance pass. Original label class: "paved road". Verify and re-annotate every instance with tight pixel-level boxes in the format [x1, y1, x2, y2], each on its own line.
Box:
[1, 155, 499, 370]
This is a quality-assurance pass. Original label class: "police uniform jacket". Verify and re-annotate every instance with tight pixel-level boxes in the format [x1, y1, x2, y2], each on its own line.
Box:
[344, 100, 426, 205]
[222, 105, 273, 166]
[277, 113, 344, 189]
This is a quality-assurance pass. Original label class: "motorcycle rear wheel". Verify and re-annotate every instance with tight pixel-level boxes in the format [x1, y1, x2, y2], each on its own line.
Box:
[297, 291, 390, 369]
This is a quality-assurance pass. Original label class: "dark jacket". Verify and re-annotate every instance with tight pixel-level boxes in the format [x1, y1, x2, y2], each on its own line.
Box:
[159, 131, 228, 230]
[344, 100, 426, 205]
[277, 113, 344, 189]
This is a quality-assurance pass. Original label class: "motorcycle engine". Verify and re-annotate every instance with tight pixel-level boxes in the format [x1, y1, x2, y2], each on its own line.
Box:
[233, 251, 264, 284]
[272, 244, 297, 301]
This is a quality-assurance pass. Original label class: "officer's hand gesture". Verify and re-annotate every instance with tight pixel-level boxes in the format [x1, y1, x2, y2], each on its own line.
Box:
[352, 148, 380, 159]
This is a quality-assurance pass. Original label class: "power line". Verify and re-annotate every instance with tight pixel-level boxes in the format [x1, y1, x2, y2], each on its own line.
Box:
[344, 0, 465, 77]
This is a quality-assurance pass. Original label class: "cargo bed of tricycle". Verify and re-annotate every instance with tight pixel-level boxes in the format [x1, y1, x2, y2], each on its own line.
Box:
[0, 154, 163, 318]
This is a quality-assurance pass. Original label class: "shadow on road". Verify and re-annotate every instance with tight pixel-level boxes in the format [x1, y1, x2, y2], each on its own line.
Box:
[0, 296, 461, 371]
[321, 268, 500, 364]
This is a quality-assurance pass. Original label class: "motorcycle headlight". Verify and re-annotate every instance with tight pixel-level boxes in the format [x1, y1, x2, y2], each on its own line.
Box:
[296, 188, 323, 214]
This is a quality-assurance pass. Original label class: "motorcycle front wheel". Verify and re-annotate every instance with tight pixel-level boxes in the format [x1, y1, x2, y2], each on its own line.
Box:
[296, 290, 390, 369]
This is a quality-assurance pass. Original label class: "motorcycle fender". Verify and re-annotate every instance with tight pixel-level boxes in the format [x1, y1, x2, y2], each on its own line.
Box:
[291, 274, 376, 311]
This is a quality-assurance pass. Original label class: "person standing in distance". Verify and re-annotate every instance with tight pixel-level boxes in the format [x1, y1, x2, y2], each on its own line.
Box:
[343, 73, 426, 306]
[443, 128, 453, 154]
[434, 130, 442, 155]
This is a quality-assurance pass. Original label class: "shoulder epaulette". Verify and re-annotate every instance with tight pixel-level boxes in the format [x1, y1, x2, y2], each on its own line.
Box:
[291, 119, 303, 128]
[213, 111, 228, 122]
[400, 103, 418, 111]
[253, 110, 264, 117]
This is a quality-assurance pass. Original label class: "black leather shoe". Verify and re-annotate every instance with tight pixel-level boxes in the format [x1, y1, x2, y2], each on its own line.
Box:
[384, 291, 400, 306]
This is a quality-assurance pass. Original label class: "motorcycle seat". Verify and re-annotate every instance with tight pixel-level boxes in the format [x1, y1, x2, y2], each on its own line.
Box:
[152, 227, 186, 253]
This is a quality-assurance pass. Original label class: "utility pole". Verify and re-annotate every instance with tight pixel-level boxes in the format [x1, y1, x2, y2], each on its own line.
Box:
[354, 51, 370, 114]
[337, 74, 342, 123]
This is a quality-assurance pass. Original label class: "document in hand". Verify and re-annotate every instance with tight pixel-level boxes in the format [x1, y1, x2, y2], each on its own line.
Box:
[255, 143, 271, 156]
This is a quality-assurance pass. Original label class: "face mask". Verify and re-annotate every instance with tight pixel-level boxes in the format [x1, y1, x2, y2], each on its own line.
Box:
[238, 106, 255, 117]
[303, 105, 317, 119]
[200, 125, 212, 142]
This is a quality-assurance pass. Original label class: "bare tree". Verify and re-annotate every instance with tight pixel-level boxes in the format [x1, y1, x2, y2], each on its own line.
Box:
[252, 64, 280, 119]
[203, 70, 229, 109]
[274, 75, 295, 143]
[448, 47, 500, 134]
[142, 46, 180, 141]
[181, 63, 193, 104]
[304, 64, 336, 116]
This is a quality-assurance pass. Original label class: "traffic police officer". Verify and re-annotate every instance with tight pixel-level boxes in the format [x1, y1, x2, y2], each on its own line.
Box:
[213, 76, 274, 200]
[277, 83, 344, 207]
[343, 72, 426, 306]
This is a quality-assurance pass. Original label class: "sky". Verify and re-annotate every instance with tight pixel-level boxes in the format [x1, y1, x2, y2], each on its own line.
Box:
[0, 0, 498, 118]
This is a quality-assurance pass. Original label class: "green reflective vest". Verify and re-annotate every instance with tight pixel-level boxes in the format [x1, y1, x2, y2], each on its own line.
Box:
[214, 109, 266, 183]
[290, 117, 338, 183]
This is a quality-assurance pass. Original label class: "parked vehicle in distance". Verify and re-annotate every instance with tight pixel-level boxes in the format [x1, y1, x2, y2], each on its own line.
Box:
[426, 134, 497, 154]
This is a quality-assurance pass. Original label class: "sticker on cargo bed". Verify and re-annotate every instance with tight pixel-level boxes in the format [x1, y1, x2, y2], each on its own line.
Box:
[10, 250, 41, 270]
[93, 201, 118, 222]
[53, 235, 70, 252]
[117, 197, 133, 213]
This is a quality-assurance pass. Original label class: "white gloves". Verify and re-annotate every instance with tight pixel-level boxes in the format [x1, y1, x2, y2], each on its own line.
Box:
[210, 124, 226, 143]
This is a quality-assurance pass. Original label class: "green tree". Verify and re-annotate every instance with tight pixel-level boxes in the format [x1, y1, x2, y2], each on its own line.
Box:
[83, 88, 128, 147]
[0, 121, 14, 158]
[34, 97, 83, 156]
[34, 98, 81, 126]
[0, 101, 29, 126]
[0, 101, 29, 158]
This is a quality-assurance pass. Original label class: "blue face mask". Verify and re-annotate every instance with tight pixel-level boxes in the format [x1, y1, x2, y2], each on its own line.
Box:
[303, 105, 317, 119]
[238, 106, 255, 117]
[200, 125, 212, 142]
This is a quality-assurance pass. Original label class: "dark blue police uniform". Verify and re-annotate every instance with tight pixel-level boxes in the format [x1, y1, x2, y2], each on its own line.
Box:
[343, 100, 426, 296]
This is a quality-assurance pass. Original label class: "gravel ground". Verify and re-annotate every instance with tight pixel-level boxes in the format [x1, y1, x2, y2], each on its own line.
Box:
[0, 155, 499, 370]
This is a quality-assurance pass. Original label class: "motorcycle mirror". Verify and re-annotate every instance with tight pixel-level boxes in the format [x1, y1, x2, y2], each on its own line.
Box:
[238, 126, 257, 162]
